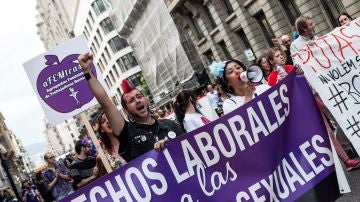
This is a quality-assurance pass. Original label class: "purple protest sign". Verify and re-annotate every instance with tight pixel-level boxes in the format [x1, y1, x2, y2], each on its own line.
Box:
[36, 54, 97, 113]
[63, 71, 339, 202]
[23, 36, 105, 126]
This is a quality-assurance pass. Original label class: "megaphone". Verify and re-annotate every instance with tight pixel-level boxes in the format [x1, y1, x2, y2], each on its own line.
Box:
[240, 65, 264, 83]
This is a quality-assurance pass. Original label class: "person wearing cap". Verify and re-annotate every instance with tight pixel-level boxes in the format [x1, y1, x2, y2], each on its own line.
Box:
[69, 139, 98, 190]
[209, 59, 270, 115]
[78, 53, 184, 162]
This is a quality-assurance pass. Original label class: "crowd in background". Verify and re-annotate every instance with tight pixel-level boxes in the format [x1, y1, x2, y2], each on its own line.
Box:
[14, 13, 359, 202]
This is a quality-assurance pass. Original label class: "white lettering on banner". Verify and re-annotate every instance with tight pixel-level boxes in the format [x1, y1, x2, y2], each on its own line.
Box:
[236, 135, 334, 202]
[165, 84, 291, 184]
[292, 20, 360, 156]
[142, 158, 168, 195]
[197, 162, 237, 196]
[260, 175, 279, 202]
[89, 186, 107, 201]
[105, 175, 132, 202]
[195, 132, 220, 167]
[69, 157, 168, 202]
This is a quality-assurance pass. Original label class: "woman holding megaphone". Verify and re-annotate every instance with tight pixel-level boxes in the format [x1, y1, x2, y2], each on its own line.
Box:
[210, 59, 270, 115]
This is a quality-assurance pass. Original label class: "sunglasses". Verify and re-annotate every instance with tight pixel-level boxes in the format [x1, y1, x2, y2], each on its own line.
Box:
[47, 156, 55, 160]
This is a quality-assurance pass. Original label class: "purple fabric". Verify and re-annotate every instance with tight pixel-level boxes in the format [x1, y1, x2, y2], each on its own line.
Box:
[36, 54, 97, 113]
[63, 71, 336, 202]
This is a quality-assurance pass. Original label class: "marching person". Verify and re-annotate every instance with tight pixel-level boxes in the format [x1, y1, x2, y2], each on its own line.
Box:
[290, 15, 317, 55]
[338, 12, 353, 26]
[173, 89, 211, 133]
[70, 140, 98, 190]
[256, 53, 273, 81]
[78, 53, 184, 162]
[209, 59, 270, 115]
[290, 15, 360, 171]
[43, 152, 74, 201]
[280, 34, 294, 65]
[95, 112, 127, 177]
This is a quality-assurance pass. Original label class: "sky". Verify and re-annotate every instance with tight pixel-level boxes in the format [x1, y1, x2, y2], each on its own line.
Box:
[0, 0, 46, 147]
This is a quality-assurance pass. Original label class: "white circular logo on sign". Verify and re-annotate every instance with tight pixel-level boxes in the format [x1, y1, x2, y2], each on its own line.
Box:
[168, 131, 176, 139]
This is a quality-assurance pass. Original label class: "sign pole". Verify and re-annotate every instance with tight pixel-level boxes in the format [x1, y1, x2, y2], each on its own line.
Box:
[80, 112, 112, 173]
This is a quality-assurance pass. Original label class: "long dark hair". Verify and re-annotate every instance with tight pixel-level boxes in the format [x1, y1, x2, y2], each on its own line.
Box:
[97, 112, 113, 153]
[173, 90, 200, 131]
[217, 59, 246, 94]
[257, 51, 275, 79]
[338, 12, 353, 26]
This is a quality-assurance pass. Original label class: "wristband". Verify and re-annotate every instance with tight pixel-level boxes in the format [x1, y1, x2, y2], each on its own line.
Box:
[84, 72, 91, 80]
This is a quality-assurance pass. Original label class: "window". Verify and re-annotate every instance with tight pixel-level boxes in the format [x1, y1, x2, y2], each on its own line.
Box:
[255, 11, 275, 46]
[96, 29, 103, 41]
[280, 0, 301, 25]
[204, 5, 217, 29]
[235, 29, 256, 60]
[94, 36, 100, 48]
[128, 73, 142, 87]
[104, 47, 111, 61]
[106, 75, 112, 86]
[121, 52, 138, 70]
[116, 59, 126, 73]
[222, 0, 234, 15]
[101, 53, 108, 66]
[320, 0, 346, 27]
[108, 36, 128, 53]
[86, 20, 92, 31]
[188, 14, 204, 40]
[112, 65, 119, 77]
[236, 29, 251, 49]
[92, 0, 107, 16]
[218, 41, 231, 60]
[117, 88, 122, 98]
[99, 58, 105, 71]
[109, 70, 115, 82]
[203, 49, 215, 65]
[105, 77, 110, 89]
[100, 17, 115, 34]
[97, 62, 103, 73]
[89, 11, 94, 23]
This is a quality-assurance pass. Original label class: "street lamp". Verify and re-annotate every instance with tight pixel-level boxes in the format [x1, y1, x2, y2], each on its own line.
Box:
[0, 143, 21, 201]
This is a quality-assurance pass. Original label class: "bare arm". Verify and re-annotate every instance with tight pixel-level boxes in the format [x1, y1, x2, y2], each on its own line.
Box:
[77, 167, 99, 188]
[47, 177, 57, 190]
[272, 38, 287, 61]
[78, 53, 124, 135]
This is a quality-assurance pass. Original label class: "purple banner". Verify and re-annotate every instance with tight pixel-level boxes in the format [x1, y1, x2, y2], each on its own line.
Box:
[63, 71, 336, 202]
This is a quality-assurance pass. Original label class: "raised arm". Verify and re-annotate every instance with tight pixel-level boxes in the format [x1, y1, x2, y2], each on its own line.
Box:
[78, 53, 124, 135]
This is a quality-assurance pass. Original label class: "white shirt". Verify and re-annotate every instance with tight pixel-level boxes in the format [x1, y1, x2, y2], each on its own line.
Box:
[183, 113, 210, 132]
[207, 91, 219, 108]
[222, 84, 270, 114]
[290, 35, 318, 56]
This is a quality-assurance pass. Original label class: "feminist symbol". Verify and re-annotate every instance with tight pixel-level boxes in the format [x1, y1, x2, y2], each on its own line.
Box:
[69, 87, 80, 107]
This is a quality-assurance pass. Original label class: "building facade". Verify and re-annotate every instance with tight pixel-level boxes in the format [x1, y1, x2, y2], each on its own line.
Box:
[80, 0, 150, 104]
[0, 113, 32, 189]
[36, 0, 79, 49]
[166, 0, 360, 67]
[110, 0, 205, 106]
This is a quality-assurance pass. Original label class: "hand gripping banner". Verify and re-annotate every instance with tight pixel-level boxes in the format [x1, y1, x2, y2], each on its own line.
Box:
[63, 71, 339, 202]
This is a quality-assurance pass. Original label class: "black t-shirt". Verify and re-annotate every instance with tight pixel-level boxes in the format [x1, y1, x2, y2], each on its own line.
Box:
[118, 119, 184, 161]
[69, 156, 96, 190]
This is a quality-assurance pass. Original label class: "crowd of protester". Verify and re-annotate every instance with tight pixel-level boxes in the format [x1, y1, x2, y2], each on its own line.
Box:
[14, 13, 359, 202]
